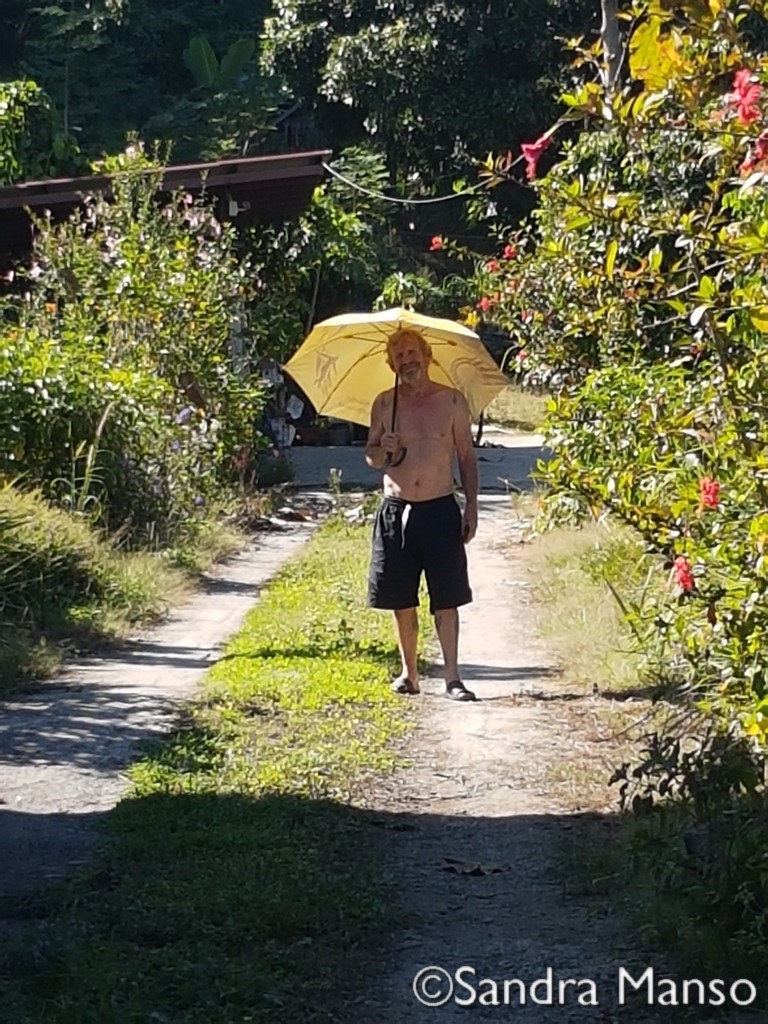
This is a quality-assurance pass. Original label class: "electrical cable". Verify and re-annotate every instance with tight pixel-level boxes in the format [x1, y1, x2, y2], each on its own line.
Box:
[321, 161, 489, 204]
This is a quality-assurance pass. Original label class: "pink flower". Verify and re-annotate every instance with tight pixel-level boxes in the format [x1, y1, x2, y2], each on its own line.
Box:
[477, 296, 491, 312]
[503, 244, 517, 259]
[673, 556, 695, 592]
[730, 69, 762, 126]
[739, 128, 768, 175]
[429, 235, 444, 251]
[699, 477, 721, 510]
[521, 135, 552, 180]
[485, 260, 500, 273]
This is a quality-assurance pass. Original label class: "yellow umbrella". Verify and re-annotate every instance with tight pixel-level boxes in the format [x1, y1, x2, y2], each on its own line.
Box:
[282, 306, 508, 428]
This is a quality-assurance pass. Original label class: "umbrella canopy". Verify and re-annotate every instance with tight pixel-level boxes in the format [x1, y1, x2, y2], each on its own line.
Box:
[282, 306, 508, 427]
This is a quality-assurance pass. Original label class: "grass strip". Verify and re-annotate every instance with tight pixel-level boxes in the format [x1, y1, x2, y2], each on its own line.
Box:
[2, 517, 418, 1023]
[0, 482, 248, 693]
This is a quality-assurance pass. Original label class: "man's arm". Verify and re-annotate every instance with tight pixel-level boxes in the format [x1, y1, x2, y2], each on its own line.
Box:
[364, 393, 392, 469]
[453, 391, 479, 542]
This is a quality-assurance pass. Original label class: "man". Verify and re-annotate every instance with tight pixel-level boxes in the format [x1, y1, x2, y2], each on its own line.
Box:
[364, 327, 479, 701]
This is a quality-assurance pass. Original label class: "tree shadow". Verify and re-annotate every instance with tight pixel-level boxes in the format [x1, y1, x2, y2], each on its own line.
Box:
[0, 787, 759, 1022]
[455, 663, 564, 682]
[217, 637, 395, 666]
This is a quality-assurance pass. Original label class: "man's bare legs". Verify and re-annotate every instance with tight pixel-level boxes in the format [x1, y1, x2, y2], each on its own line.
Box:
[434, 608, 459, 683]
[434, 607, 476, 701]
[391, 607, 475, 700]
[393, 607, 420, 693]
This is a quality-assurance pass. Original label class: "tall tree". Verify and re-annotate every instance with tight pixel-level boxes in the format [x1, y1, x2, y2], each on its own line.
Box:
[261, 0, 599, 188]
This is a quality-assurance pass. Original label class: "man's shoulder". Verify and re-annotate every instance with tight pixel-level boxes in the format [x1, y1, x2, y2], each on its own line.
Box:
[434, 384, 467, 406]
[374, 387, 395, 407]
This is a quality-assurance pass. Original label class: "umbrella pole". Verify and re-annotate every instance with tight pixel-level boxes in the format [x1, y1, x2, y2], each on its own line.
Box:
[386, 374, 407, 467]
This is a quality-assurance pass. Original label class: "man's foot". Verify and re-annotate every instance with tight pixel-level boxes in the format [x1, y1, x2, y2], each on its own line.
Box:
[391, 676, 420, 695]
[445, 680, 476, 702]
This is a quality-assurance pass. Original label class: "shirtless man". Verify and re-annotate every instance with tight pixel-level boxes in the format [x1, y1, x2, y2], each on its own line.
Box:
[364, 328, 479, 701]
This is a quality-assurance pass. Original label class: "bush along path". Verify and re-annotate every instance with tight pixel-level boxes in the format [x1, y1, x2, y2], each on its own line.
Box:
[1, 494, 754, 1022]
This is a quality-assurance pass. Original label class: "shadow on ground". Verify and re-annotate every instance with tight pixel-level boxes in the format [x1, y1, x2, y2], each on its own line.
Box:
[0, 792, 757, 1024]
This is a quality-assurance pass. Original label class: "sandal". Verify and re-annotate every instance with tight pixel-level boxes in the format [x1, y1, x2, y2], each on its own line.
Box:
[391, 676, 420, 695]
[445, 680, 476, 702]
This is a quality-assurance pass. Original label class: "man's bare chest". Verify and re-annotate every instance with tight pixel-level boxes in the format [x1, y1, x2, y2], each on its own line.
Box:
[396, 396, 453, 441]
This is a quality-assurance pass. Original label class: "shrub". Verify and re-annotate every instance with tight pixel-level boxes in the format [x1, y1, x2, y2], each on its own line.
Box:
[0, 482, 182, 687]
[1, 144, 266, 545]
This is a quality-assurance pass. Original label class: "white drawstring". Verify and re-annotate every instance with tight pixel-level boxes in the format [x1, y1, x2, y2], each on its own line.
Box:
[401, 503, 412, 548]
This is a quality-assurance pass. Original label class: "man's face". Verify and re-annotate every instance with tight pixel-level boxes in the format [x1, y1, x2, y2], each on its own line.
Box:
[390, 333, 428, 384]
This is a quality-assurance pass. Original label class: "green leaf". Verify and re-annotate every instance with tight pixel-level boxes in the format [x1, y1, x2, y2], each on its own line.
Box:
[565, 214, 591, 232]
[698, 275, 715, 300]
[750, 307, 768, 332]
[605, 239, 618, 279]
[183, 36, 219, 89]
[217, 39, 256, 90]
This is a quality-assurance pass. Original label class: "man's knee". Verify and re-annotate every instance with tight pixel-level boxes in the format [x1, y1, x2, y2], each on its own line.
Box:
[394, 606, 418, 621]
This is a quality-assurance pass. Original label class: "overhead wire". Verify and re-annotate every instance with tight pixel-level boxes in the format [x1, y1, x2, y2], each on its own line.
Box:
[321, 161, 491, 205]
[320, 114, 572, 206]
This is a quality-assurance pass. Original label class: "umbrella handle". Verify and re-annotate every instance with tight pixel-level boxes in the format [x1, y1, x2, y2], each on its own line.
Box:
[384, 374, 406, 467]
[386, 447, 407, 467]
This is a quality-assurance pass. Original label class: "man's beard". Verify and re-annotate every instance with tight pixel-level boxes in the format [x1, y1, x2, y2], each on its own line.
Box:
[399, 363, 421, 382]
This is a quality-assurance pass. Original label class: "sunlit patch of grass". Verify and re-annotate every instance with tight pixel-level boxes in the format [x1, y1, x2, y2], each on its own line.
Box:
[484, 385, 550, 432]
[0, 481, 254, 693]
[1, 516, 418, 1023]
[521, 516, 649, 694]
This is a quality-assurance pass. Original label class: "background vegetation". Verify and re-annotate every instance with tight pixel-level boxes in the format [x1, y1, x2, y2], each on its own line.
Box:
[1, 0, 595, 684]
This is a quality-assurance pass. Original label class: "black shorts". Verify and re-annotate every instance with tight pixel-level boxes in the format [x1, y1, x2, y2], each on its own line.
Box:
[367, 494, 473, 614]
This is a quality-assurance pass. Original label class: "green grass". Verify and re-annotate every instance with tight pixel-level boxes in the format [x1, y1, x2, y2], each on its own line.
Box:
[521, 506, 650, 694]
[483, 384, 550, 432]
[1, 517, 419, 1023]
[0, 482, 246, 694]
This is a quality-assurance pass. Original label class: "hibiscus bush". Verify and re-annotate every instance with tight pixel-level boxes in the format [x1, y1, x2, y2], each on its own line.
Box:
[436, 0, 768, 971]
[0, 144, 265, 545]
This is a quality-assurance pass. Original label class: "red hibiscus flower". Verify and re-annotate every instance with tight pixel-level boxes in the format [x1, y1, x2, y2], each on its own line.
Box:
[429, 235, 444, 251]
[731, 68, 762, 126]
[673, 556, 695, 592]
[739, 128, 768, 176]
[521, 135, 552, 180]
[503, 244, 517, 259]
[699, 477, 721, 510]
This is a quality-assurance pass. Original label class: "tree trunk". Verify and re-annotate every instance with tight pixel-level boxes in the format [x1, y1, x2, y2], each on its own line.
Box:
[600, 0, 621, 96]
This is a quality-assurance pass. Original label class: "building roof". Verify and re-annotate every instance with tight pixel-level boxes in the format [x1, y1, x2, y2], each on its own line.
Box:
[0, 149, 332, 260]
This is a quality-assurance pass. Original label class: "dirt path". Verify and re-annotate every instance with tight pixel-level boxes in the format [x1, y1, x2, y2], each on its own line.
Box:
[339, 496, 677, 1023]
